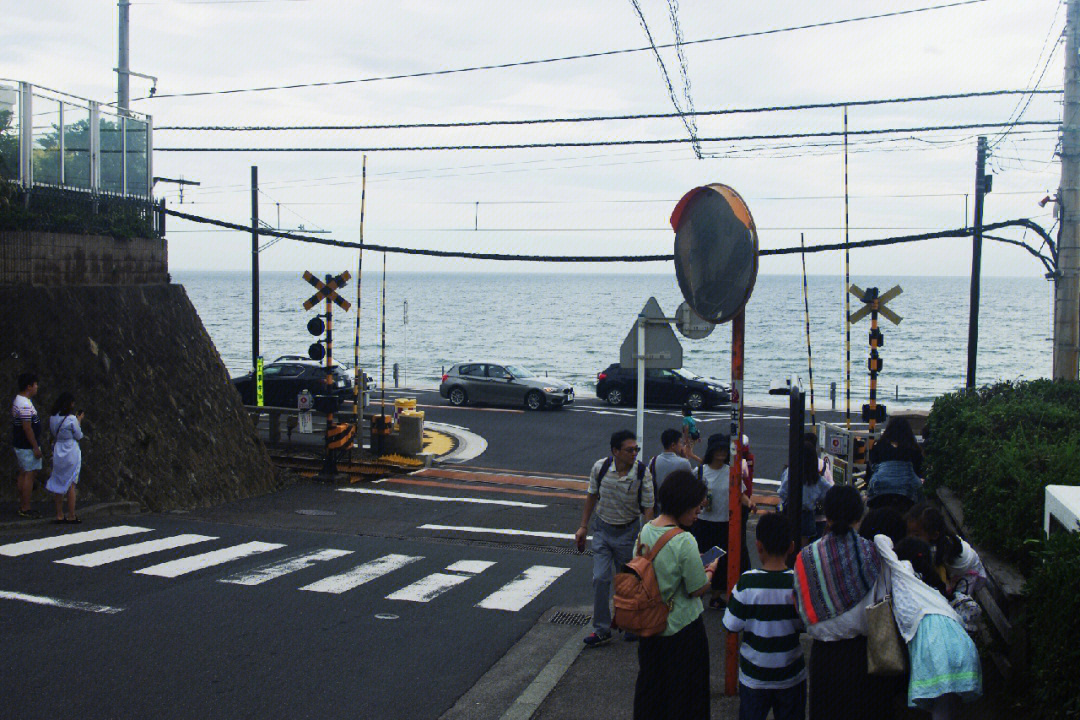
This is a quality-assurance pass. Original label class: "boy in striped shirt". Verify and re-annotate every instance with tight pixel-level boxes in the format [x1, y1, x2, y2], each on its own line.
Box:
[722, 513, 807, 720]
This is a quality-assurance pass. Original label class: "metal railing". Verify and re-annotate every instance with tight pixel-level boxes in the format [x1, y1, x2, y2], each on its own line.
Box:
[0, 80, 152, 198]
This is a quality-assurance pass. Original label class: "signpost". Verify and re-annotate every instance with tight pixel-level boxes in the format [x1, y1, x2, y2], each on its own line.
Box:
[619, 297, 684, 447]
[671, 183, 759, 697]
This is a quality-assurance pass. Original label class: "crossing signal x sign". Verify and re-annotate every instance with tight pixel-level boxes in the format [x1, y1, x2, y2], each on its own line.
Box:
[302, 271, 352, 312]
[848, 285, 903, 325]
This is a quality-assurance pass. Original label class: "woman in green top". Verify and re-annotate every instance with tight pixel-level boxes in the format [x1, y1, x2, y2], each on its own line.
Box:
[634, 469, 719, 720]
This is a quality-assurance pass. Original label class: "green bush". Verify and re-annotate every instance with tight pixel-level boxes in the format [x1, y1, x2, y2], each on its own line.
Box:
[1023, 530, 1080, 720]
[0, 180, 156, 240]
[925, 380, 1080, 571]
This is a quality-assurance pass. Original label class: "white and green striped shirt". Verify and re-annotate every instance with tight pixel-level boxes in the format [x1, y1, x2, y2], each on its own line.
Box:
[722, 569, 807, 690]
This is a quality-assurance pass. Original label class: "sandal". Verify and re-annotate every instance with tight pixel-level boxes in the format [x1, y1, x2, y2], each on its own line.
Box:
[53, 518, 66, 524]
[64, 516, 82, 524]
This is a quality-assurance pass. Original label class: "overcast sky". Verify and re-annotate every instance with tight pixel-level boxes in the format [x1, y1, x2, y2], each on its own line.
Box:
[3, 0, 1067, 276]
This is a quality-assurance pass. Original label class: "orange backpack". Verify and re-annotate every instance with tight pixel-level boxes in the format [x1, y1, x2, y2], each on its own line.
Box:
[613, 527, 683, 637]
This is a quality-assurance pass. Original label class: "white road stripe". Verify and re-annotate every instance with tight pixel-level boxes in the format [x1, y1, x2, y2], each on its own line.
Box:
[0, 590, 123, 614]
[219, 548, 354, 586]
[300, 554, 422, 594]
[476, 566, 570, 612]
[135, 541, 285, 578]
[337, 487, 545, 508]
[385, 559, 497, 603]
[755, 478, 781, 487]
[419, 524, 582, 541]
[0, 526, 151, 557]
[56, 534, 218, 567]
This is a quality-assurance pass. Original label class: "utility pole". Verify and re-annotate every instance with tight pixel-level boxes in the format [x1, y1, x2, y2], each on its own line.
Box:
[118, 0, 130, 114]
[966, 136, 990, 390]
[251, 166, 260, 371]
[1056, 0, 1080, 380]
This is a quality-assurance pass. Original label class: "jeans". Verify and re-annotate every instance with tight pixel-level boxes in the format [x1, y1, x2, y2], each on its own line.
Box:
[739, 681, 806, 720]
[591, 517, 640, 633]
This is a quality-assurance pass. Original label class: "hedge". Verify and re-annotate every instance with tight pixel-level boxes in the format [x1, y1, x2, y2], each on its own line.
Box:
[0, 181, 157, 240]
[924, 379, 1080, 571]
[1024, 530, 1080, 720]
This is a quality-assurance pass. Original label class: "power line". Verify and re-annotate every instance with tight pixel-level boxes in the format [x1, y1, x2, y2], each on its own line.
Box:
[135, 0, 992, 101]
[157, 119, 1060, 152]
[156, 89, 1062, 131]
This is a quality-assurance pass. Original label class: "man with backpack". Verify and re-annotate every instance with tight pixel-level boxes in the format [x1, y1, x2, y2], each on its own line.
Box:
[574, 429, 655, 647]
[648, 428, 693, 514]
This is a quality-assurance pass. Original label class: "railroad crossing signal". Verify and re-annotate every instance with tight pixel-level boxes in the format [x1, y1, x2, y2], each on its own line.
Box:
[302, 270, 352, 312]
[847, 284, 902, 450]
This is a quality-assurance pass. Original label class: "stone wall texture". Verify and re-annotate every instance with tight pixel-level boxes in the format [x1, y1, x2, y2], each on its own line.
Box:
[0, 231, 168, 286]
[0, 284, 281, 511]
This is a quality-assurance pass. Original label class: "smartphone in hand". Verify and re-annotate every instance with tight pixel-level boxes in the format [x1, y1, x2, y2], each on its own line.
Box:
[700, 545, 727, 567]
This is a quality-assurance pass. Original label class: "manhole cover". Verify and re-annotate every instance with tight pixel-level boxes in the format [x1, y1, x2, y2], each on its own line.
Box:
[375, 614, 399, 621]
[548, 611, 591, 627]
[295, 509, 337, 516]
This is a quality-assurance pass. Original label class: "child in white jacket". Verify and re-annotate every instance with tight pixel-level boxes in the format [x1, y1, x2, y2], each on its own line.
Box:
[874, 534, 982, 720]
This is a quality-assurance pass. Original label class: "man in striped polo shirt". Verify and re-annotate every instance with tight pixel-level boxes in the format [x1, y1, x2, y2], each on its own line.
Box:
[722, 512, 807, 720]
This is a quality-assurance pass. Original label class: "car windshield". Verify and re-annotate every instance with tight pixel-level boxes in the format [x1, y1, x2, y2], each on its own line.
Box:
[674, 369, 702, 381]
[504, 365, 534, 378]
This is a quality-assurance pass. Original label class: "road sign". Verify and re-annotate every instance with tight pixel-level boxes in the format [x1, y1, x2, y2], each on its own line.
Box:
[675, 301, 715, 339]
[302, 270, 352, 312]
[671, 184, 759, 324]
[255, 356, 265, 407]
[619, 297, 683, 369]
[298, 411, 313, 434]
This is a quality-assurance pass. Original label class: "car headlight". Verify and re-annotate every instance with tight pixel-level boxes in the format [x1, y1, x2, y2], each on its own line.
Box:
[543, 387, 557, 393]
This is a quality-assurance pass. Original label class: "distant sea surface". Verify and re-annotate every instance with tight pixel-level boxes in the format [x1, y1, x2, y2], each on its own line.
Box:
[174, 271, 1054, 409]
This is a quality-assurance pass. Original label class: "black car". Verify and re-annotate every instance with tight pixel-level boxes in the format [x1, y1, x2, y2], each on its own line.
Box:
[594, 364, 730, 409]
[232, 360, 355, 408]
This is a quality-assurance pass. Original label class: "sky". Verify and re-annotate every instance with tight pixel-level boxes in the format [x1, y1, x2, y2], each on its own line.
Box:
[1, 0, 1067, 276]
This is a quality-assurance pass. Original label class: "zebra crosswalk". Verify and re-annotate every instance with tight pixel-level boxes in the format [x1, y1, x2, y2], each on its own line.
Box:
[0, 525, 574, 615]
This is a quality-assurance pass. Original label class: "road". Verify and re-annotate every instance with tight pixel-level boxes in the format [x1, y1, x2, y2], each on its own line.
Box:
[1, 389, 846, 719]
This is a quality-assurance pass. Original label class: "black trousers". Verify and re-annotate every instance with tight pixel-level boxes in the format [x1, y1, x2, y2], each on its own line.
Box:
[808, 636, 899, 720]
[634, 616, 710, 720]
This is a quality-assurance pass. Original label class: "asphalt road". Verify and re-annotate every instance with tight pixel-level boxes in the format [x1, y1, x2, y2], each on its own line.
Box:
[2, 388, 849, 719]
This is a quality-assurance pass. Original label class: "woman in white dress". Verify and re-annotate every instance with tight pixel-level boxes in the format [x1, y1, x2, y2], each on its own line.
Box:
[45, 392, 84, 524]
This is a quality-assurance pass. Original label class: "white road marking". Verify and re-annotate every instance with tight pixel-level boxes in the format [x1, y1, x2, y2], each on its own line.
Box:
[219, 548, 354, 586]
[56, 534, 218, 567]
[0, 590, 123, 614]
[299, 554, 422, 594]
[386, 573, 473, 603]
[446, 560, 496, 574]
[135, 541, 285, 578]
[418, 524, 584, 541]
[755, 478, 781, 487]
[0, 526, 151, 557]
[426, 421, 487, 463]
[476, 566, 570, 612]
[337, 487, 545, 508]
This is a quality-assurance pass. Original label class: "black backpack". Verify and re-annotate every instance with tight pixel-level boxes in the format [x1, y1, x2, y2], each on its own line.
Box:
[597, 456, 649, 512]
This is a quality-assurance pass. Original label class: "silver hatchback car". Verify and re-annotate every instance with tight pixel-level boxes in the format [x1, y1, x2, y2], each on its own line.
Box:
[439, 362, 575, 410]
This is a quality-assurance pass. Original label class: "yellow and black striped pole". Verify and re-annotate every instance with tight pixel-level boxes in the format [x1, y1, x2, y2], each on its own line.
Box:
[867, 291, 882, 454]
[324, 273, 335, 469]
[800, 233, 817, 426]
[354, 155, 366, 452]
[378, 252, 388, 455]
[843, 105, 852, 430]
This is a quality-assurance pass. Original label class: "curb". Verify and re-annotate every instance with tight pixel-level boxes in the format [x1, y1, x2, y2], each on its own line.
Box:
[0, 500, 143, 532]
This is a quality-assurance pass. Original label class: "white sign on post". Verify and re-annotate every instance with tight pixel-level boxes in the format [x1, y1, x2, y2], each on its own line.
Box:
[619, 297, 684, 450]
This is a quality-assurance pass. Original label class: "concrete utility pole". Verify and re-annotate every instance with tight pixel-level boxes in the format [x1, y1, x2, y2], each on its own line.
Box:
[966, 136, 989, 390]
[118, 0, 130, 114]
[251, 166, 260, 371]
[1057, 0, 1080, 380]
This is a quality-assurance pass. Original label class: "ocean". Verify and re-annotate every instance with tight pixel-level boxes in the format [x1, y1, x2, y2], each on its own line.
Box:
[174, 270, 1055, 409]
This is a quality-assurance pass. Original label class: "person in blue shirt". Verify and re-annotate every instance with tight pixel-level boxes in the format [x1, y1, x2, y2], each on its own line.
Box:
[778, 438, 830, 545]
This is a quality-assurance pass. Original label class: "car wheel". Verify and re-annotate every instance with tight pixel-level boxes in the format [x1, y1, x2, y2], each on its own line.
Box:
[606, 388, 625, 406]
[686, 391, 705, 410]
[525, 390, 545, 411]
[448, 386, 468, 406]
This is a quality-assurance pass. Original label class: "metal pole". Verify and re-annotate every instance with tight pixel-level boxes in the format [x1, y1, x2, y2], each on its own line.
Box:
[787, 378, 805, 551]
[355, 156, 366, 449]
[966, 137, 988, 389]
[800, 233, 817, 425]
[118, 0, 130, 115]
[635, 315, 646, 450]
[725, 310, 746, 697]
[380, 252, 388, 446]
[403, 299, 409, 389]
[843, 106, 852, 428]
[868, 289, 881, 454]
[322, 273, 335, 476]
[1055, 0, 1080, 380]
[251, 166, 259, 371]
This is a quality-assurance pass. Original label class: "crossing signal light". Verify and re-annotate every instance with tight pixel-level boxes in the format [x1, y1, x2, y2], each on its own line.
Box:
[307, 315, 326, 361]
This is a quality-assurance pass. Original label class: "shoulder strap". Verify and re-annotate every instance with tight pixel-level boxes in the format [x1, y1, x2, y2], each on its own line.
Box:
[636, 460, 646, 508]
[597, 456, 613, 485]
[645, 527, 683, 561]
[698, 463, 703, 482]
[649, 456, 657, 479]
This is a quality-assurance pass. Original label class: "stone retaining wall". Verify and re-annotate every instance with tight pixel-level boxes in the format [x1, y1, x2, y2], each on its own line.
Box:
[0, 231, 168, 285]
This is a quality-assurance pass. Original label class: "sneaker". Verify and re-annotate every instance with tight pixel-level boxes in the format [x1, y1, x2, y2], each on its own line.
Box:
[623, 631, 640, 642]
[583, 631, 612, 648]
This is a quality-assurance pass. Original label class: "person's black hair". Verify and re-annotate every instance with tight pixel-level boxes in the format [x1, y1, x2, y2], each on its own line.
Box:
[50, 392, 75, 418]
[756, 513, 792, 557]
[800, 437, 820, 487]
[682, 403, 693, 417]
[661, 428, 682, 450]
[823, 484, 864, 534]
[657, 469, 707, 519]
[896, 536, 948, 597]
[703, 433, 730, 466]
[881, 417, 921, 459]
[17, 372, 37, 392]
[610, 429, 636, 452]
[859, 507, 907, 546]
[906, 502, 962, 566]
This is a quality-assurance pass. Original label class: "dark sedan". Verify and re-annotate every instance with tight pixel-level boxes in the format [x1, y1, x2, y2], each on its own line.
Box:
[594, 363, 730, 409]
[232, 360, 354, 408]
